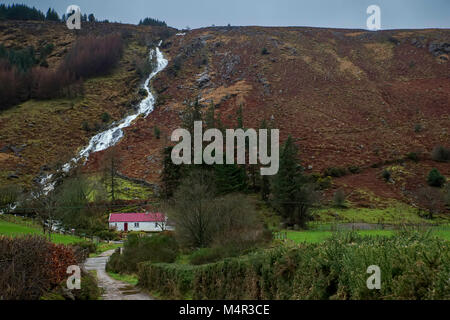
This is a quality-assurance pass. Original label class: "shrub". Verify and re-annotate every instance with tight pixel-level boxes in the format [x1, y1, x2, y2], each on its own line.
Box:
[444, 185, 450, 207]
[72, 241, 97, 254]
[261, 48, 269, 55]
[414, 123, 423, 133]
[315, 175, 332, 190]
[0, 236, 77, 300]
[348, 166, 361, 174]
[333, 189, 347, 208]
[189, 247, 230, 265]
[431, 145, 450, 162]
[406, 152, 419, 162]
[106, 233, 178, 273]
[138, 232, 450, 300]
[382, 169, 391, 182]
[427, 168, 446, 188]
[154, 126, 161, 139]
[41, 269, 101, 300]
[324, 167, 347, 178]
[81, 121, 90, 131]
[95, 229, 120, 241]
[168, 170, 264, 248]
[101, 112, 111, 123]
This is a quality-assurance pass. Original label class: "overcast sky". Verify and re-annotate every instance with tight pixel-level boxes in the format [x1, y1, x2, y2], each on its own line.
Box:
[4, 0, 450, 30]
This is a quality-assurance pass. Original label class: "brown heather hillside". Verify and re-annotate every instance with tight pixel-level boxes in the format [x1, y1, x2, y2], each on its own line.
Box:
[85, 26, 449, 208]
[0, 20, 174, 187]
[0, 22, 448, 209]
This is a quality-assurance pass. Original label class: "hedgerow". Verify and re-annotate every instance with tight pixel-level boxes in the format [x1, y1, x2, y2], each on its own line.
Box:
[0, 236, 77, 300]
[138, 232, 450, 300]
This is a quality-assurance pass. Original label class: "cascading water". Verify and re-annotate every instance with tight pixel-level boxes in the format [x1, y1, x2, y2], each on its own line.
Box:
[39, 43, 168, 194]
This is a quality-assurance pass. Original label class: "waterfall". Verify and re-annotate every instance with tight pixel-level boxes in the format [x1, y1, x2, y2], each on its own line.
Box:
[39, 44, 168, 193]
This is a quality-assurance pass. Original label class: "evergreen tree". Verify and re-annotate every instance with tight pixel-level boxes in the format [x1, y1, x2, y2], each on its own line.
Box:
[259, 119, 271, 201]
[45, 8, 59, 21]
[182, 98, 202, 135]
[214, 161, 247, 195]
[205, 102, 216, 129]
[138, 17, 167, 27]
[88, 13, 96, 22]
[237, 104, 244, 128]
[0, 4, 45, 21]
[272, 135, 316, 228]
[160, 146, 183, 199]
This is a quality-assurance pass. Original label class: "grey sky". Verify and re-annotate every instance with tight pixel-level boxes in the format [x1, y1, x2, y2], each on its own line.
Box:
[3, 0, 450, 30]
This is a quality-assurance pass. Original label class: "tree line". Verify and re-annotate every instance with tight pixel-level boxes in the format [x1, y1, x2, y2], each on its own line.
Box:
[0, 34, 123, 110]
[160, 100, 321, 230]
[0, 4, 168, 27]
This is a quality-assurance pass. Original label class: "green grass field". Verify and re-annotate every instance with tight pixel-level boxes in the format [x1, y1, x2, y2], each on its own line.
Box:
[285, 227, 450, 243]
[0, 219, 84, 245]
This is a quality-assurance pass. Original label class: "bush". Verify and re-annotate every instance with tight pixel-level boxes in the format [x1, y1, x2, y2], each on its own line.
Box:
[382, 169, 391, 182]
[324, 167, 347, 178]
[414, 123, 423, 133]
[189, 247, 229, 265]
[138, 232, 450, 300]
[431, 145, 450, 162]
[72, 241, 97, 254]
[154, 126, 161, 139]
[168, 170, 264, 248]
[427, 168, 446, 188]
[81, 121, 90, 131]
[348, 166, 361, 174]
[0, 236, 77, 300]
[333, 189, 347, 208]
[41, 269, 101, 300]
[261, 48, 269, 55]
[95, 229, 120, 241]
[106, 233, 178, 273]
[444, 185, 450, 207]
[101, 112, 111, 123]
[406, 152, 419, 162]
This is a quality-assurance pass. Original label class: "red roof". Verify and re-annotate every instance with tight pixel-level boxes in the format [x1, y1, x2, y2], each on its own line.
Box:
[109, 213, 166, 223]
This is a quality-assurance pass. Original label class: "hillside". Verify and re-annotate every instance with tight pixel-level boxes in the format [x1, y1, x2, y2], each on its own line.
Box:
[0, 22, 449, 210]
[82, 26, 449, 209]
[0, 20, 174, 187]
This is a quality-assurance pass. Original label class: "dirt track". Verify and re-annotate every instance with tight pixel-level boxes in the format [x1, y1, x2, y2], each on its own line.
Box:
[83, 249, 153, 300]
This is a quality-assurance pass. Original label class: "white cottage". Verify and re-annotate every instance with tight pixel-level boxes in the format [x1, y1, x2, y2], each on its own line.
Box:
[109, 212, 168, 232]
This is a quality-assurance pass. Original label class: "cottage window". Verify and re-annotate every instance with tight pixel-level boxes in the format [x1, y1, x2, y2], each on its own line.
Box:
[134, 222, 140, 228]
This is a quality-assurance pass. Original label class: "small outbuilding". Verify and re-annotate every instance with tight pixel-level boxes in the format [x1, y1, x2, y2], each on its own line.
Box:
[109, 212, 169, 232]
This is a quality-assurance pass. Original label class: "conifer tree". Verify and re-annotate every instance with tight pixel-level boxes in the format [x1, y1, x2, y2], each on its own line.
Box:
[160, 146, 183, 198]
[272, 135, 316, 228]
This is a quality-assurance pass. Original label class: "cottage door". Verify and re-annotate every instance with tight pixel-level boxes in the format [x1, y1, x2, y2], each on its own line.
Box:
[124, 223, 128, 232]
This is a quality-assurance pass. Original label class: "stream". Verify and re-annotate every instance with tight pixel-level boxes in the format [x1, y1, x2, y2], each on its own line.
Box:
[39, 43, 168, 193]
